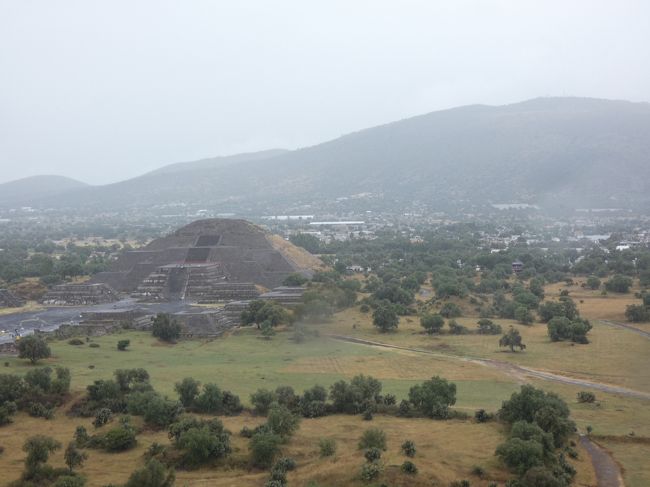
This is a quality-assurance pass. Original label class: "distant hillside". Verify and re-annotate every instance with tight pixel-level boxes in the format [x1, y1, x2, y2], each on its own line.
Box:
[7, 98, 650, 212]
[147, 149, 288, 175]
[0, 175, 88, 206]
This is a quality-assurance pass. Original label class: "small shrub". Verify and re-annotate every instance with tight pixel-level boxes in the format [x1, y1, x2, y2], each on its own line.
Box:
[397, 400, 411, 417]
[319, 438, 336, 457]
[471, 465, 485, 478]
[117, 340, 131, 351]
[364, 447, 382, 462]
[362, 409, 373, 421]
[577, 391, 596, 403]
[274, 457, 297, 472]
[401, 440, 416, 457]
[360, 461, 382, 481]
[358, 428, 386, 451]
[474, 409, 493, 423]
[93, 408, 112, 428]
[103, 426, 137, 452]
[401, 460, 418, 474]
[89, 343, 100, 348]
[68, 338, 84, 346]
[449, 481, 471, 487]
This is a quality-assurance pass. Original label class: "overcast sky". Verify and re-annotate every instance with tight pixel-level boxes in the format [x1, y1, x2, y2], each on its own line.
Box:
[1, 1, 649, 185]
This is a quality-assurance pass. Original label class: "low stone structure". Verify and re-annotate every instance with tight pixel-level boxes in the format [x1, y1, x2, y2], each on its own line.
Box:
[42, 283, 119, 306]
[0, 289, 25, 308]
[258, 286, 306, 306]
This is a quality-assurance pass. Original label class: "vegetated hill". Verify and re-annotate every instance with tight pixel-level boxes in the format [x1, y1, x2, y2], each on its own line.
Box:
[0, 175, 89, 206]
[12, 97, 650, 211]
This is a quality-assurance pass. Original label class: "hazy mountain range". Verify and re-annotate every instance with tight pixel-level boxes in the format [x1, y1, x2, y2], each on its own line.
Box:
[2, 97, 649, 212]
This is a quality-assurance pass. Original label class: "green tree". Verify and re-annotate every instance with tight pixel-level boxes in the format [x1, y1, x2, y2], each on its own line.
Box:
[476, 319, 502, 335]
[64, 441, 87, 472]
[372, 303, 399, 332]
[586, 276, 601, 290]
[195, 383, 223, 414]
[125, 458, 175, 487]
[408, 376, 457, 418]
[605, 275, 633, 293]
[420, 313, 445, 334]
[251, 388, 277, 416]
[249, 431, 283, 468]
[283, 273, 308, 286]
[152, 313, 181, 343]
[499, 327, 526, 352]
[514, 305, 534, 325]
[17, 335, 51, 364]
[266, 404, 300, 440]
[495, 437, 544, 474]
[175, 378, 201, 408]
[103, 426, 137, 451]
[176, 424, 231, 468]
[23, 435, 61, 471]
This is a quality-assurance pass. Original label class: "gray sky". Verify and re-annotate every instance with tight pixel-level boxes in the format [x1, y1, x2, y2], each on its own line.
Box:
[1, 0, 649, 185]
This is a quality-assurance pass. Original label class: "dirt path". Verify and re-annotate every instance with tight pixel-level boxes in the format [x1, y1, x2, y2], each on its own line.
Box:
[600, 320, 650, 339]
[580, 435, 625, 487]
[326, 334, 650, 401]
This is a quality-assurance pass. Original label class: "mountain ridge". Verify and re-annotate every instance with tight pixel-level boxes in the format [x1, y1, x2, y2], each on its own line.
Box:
[3, 97, 649, 212]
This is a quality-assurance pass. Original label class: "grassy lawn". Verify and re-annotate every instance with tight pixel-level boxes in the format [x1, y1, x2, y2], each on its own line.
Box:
[4, 328, 520, 412]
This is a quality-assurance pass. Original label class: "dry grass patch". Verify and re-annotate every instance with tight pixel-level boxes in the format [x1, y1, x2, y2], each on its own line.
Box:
[0, 409, 594, 487]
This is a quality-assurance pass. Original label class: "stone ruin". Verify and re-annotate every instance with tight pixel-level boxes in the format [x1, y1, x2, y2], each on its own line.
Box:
[131, 263, 260, 303]
[90, 219, 320, 303]
[0, 289, 25, 308]
[41, 283, 118, 306]
[258, 286, 306, 306]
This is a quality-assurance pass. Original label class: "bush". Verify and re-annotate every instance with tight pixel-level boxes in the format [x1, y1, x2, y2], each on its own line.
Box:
[474, 409, 493, 423]
[175, 377, 200, 408]
[88, 343, 100, 348]
[408, 376, 457, 419]
[274, 457, 297, 472]
[471, 465, 485, 477]
[17, 335, 51, 364]
[605, 275, 633, 293]
[440, 302, 462, 318]
[401, 440, 416, 457]
[448, 320, 469, 335]
[319, 438, 336, 457]
[176, 422, 232, 468]
[360, 461, 382, 481]
[93, 408, 112, 428]
[152, 313, 182, 342]
[266, 404, 300, 439]
[358, 428, 386, 451]
[103, 426, 136, 452]
[364, 447, 382, 462]
[250, 431, 283, 468]
[476, 319, 502, 335]
[577, 391, 596, 403]
[117, 340, 130, 351]
[401, 460, 418, 474]
[68, 338, 84, 346]
[420, 313, 445, 334]
[251, 388, 277, 416]
[125, 458, 175, 487]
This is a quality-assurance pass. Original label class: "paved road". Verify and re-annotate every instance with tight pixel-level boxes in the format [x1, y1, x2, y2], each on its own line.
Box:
[0, 299, 201, 343]
[326, 334, 650, 401]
